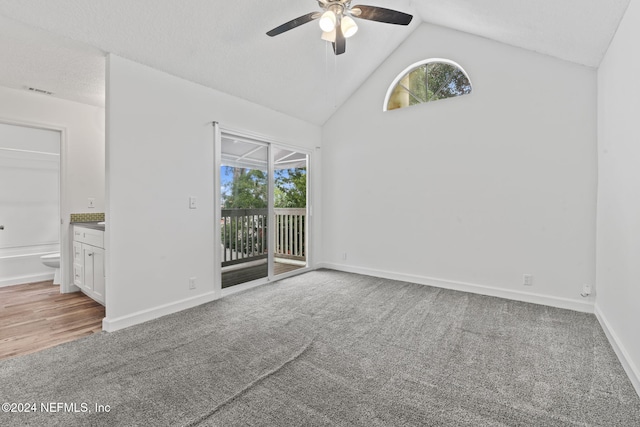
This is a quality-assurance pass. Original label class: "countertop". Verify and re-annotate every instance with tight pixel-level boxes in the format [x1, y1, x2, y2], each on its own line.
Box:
[72, 222, 105, 232]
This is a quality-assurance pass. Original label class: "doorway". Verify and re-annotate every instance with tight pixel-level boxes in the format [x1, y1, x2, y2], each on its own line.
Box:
[0, 120, 105, 359]
[0, 121, 61, 288]
[216, 129, 309, 290]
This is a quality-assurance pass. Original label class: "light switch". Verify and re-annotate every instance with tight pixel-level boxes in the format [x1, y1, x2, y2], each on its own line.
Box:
[189, 196, 197, 209]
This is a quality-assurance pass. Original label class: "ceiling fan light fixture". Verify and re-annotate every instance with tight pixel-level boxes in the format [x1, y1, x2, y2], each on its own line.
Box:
[266, 1, 413, 56]
[321, 28, 336, 42]
[319, 10, 337, 32]
[341, 15, 358, 38]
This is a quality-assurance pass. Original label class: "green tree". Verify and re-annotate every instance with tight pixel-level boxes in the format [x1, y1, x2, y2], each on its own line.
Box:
[274, 168, 306, 208]
[222, 167, 267, 208]
[408, 62, 471, 105]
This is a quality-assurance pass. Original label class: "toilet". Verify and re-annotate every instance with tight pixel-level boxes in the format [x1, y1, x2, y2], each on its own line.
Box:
[40, 252, 61, 285]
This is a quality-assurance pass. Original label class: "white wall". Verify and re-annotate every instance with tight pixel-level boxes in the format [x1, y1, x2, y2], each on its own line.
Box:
[321, 24, 597, 312]
[0, 86, 105, 287]
[596, 0, 640, 395]
[105, 55, 321, 330]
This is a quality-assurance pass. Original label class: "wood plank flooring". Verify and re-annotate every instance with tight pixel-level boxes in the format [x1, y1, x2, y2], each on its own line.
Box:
[0, 281, 105, 361]
[2, 267, 302, 359]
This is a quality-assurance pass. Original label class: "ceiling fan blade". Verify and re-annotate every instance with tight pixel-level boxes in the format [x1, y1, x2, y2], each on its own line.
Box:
[332, 23, 346, 55]
[351, 5, 413, 25]
[266, 12, 320, 37]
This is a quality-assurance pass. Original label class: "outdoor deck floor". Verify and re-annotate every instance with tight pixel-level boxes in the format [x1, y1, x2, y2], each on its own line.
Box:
[222, 262, 304, 288]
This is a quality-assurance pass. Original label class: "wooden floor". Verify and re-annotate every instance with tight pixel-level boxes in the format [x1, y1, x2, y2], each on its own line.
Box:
[0, 281, 105, 361]
[222, 261, 304, 288]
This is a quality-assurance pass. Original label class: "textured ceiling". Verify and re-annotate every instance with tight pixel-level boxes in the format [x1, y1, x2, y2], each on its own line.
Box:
[0, 14, 104, 107]
[0, 1, 631, 125]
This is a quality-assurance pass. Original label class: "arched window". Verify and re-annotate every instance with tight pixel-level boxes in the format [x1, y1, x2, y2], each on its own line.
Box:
[384, 59, 472, 111]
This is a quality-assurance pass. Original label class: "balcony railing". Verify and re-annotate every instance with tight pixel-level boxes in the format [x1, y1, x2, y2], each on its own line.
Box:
[274, 208, 306, 262]
[221, 208, 306, 268]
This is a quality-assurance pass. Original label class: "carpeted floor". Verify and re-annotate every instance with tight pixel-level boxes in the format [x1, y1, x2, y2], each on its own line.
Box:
[1, 269, 639, 426]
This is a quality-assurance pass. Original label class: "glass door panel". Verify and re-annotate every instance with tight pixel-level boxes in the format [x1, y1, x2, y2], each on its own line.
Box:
[220, 137, 269, 288]
[273, 147, 308, 277]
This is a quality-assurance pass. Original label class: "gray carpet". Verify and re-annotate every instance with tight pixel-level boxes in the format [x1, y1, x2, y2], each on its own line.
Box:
[1, 269, 639, 426]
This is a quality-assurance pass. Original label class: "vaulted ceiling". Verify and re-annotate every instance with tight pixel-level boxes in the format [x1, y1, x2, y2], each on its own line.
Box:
[0, 0, 631, 125]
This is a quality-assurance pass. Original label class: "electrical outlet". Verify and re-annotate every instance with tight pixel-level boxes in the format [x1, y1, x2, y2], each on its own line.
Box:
[523, 274, 533, 286]
[581, 284, 592, 297]
[88, 198, 95, 208]
[189, 277, 196, 290]
[189, 197, 197, 209]
[342, 252, 347, 261]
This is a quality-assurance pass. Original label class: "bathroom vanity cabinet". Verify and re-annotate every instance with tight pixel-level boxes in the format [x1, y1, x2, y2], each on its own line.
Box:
[73, 226, 105, 305]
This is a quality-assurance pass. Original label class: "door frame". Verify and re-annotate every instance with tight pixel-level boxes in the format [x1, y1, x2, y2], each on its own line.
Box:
[214, 124, 313, 296]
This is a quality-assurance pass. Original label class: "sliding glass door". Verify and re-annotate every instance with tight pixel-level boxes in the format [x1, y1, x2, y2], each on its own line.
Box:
[218, 132, 309, 289]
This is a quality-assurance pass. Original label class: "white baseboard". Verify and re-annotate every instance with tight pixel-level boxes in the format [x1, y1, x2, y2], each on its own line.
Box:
[0, 272, 55, 288]
[594, 304, 640, 398]
[102, 291, 219, 332]
[317, 263, 594, 313]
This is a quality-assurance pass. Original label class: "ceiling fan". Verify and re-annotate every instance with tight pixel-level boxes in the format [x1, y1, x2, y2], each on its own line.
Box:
[266, 0, 413, 55]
